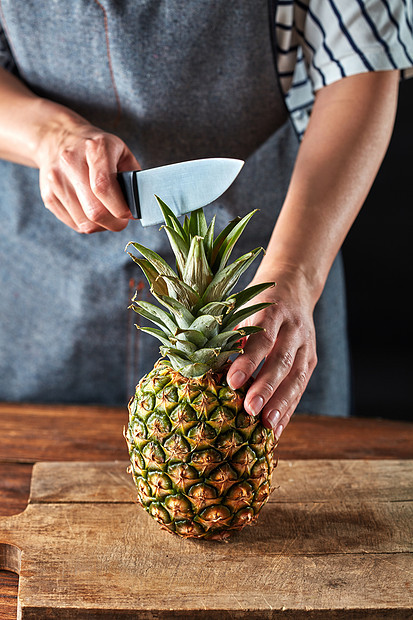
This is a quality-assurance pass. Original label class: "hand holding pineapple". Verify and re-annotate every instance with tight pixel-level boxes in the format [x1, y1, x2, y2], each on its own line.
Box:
[227, 265, 317, 441]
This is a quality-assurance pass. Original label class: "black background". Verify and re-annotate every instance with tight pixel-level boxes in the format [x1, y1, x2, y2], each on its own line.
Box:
[342, 77, 412, 422]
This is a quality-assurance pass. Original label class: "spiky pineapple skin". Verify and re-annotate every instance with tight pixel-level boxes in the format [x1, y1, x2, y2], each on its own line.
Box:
[125, 359, 277, 540]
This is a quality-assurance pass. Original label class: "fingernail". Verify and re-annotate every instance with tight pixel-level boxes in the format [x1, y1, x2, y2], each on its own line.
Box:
[228, 370, 246, 390]
[274, 424, 284, 440]
[248, 395, 264, 417]
[267, 409, 280, 428]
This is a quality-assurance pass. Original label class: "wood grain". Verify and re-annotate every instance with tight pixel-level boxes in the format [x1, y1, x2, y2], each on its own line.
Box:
[1, 404, 413, 464]
[0, 403, 129, 462]
[28, 459, 413, 504]
[1, 405, 412, 620]
[0, 464, 32, 518]
[0, 570, 19, 620]
[0, 460, 412, 618]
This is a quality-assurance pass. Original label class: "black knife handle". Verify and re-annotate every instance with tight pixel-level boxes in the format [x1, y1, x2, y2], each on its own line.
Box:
[117, 171, 141, 219]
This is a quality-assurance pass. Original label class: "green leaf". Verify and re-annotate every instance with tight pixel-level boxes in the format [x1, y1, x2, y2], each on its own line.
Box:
[213, 210, 257, 272]
[136, 326, 171, 348]
[197, 301, 233, 318]
[134, 300, 178, 333]
[210, 216, 241, 267]
[159, 275, 200, 309]
[160, 226, 189, 278]
[191, 347, 221, 364]
[207, 330, 244, 350]
[154, 195, 186, 240]
[202, 247, 264, 303]
[219, 328, 263, 351]
[196, 208, 208, 237]
[129, 303, 176, 335]
[225, 282, 275, 310]
[203, 215, 216, 263]
[221, 333, 245, 351]
[171, 337, 198, 356]
[183, 236, 213, 296]
[223, 302, 273, 331]
[238, 325, 264, 337]
[127, 257, 168, 296]
[160, 347, 191, 368]
[189, 314, 221, 340]
[210, 349, 241, 371]
[154, 293, 195, 329]
[178, 362, 211, 378]
[126, 250, 149, 269]
[183, 215, 191, 239]
[125, 241, 177, 280]
[174, 328, 208, 348]
[188, 208, 208, 238]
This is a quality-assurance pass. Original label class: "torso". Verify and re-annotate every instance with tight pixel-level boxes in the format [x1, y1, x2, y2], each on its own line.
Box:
[0, 1, 350, 414]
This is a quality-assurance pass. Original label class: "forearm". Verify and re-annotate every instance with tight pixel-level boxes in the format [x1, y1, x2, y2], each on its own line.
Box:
[0, 67, 87, 167]
[257, 70, 400, 303]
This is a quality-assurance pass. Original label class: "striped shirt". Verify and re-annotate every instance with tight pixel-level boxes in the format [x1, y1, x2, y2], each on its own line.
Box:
[270, 0, 413, 138]
[1, 2, 412, 140]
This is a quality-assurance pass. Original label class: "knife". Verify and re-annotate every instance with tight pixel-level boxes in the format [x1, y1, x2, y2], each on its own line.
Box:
[117, 157, 244, 227]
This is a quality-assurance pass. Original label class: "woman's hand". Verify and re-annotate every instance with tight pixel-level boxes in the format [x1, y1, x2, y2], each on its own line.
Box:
[227, 266, 318, 440]
[36, 111, 140, 233]
[0, 68, 140, 233]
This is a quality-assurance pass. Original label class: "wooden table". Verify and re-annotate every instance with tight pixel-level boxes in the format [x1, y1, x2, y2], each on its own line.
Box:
[0, 403, 412, 619]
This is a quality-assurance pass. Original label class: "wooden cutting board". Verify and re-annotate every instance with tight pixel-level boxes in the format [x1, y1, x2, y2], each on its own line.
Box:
[0, 460, 412, 619]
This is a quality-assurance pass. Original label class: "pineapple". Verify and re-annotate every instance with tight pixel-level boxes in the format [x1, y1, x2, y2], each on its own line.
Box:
[124, 197, 277, 540]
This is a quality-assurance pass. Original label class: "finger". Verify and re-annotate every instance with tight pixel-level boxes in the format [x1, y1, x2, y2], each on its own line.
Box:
[266, 392, 301, 441]
[227, 317, 282, 391]
[41, 168, 89, 232]
[85, 137, 133, 219]
[46, 167, 106, 234]
[114, 141, 141, 173]
[260, 346, 316, 433]
[243, 325, 302, 416]
[41, 187, 80, 232]
[60, 148, 129, 232]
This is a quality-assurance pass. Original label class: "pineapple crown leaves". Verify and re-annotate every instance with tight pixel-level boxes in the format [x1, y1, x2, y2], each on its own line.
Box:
[126, 196, 275, 377]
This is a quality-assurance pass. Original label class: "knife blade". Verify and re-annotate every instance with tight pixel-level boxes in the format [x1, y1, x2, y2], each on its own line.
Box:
[118, 158, 244, 227]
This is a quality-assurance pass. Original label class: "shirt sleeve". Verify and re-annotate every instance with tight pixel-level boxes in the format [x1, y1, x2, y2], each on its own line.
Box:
[271, 0, 413, 138]
[299, 0, 413, 91]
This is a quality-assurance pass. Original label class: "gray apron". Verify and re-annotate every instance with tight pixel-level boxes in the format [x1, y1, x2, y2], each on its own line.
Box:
[0, 1, 350, 415]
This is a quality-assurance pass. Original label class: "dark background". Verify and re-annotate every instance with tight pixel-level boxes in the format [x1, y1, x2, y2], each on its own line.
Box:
[342, 77, 412, 422]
